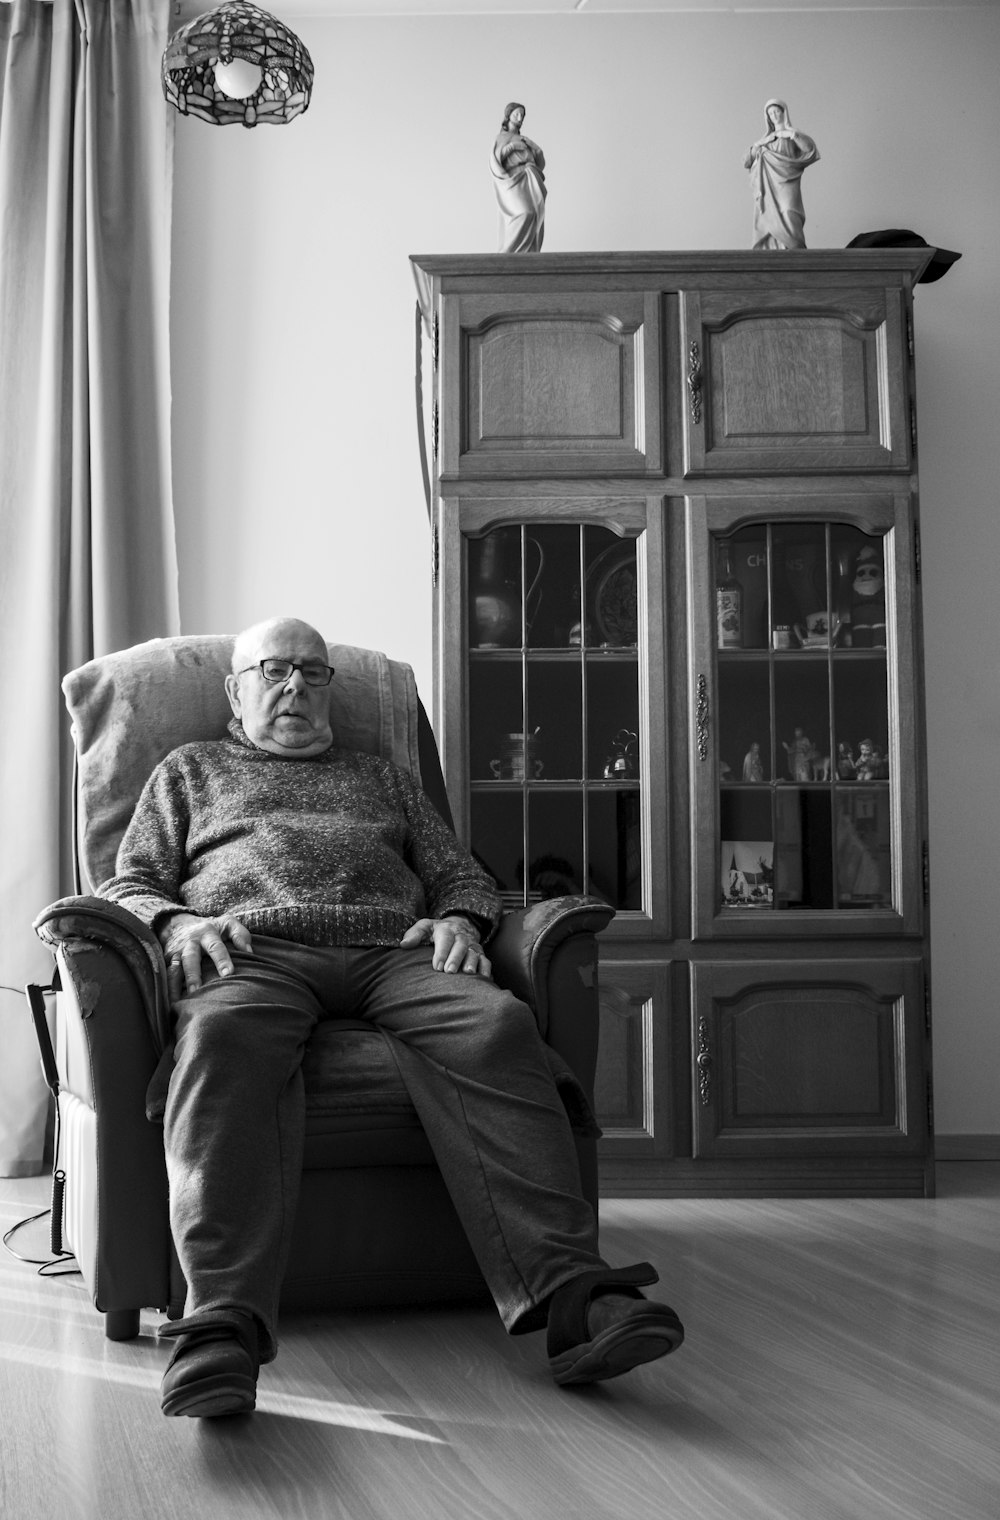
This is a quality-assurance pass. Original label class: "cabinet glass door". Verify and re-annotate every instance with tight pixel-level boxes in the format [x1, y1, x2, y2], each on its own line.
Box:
[717, 520, 891, 912]
[691, 498, 920, 937]
[465, 522, 648, 918]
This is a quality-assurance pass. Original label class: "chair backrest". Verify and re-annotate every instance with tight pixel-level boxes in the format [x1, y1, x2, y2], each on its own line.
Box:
[62, 635, 426, 893]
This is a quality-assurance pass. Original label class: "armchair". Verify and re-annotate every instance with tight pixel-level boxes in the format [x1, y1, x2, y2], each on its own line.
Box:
[30, 636, 613, 1340]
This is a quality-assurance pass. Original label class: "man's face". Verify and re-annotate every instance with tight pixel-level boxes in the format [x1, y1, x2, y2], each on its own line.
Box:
[225, 620, 334, 758]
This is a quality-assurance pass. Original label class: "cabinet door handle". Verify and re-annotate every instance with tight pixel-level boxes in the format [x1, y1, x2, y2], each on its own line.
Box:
[696, 673, 709, 761]
[697, 1015, 712, 1106]
[687, 340, 703, 426]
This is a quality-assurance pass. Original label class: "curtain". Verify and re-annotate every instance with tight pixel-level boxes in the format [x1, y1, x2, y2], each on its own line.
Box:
[0, 0, 179, 1174]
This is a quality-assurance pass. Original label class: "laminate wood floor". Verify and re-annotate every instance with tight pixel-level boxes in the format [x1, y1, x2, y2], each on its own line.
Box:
[2, 1166, 997, 1520]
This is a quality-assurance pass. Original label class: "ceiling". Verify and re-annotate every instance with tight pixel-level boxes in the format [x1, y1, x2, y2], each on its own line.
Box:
[174, 0, 991, 17]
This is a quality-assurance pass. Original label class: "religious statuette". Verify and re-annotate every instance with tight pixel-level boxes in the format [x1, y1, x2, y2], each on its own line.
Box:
[743, 99, 820, 250]
[742, 743, 764, 783]
[491, 102, 546, 253]
[782, 726, 814, 783]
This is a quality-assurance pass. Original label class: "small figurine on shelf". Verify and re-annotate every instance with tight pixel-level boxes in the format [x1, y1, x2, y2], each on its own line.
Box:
[836, 742, 856, 779]
[603, 729, 639, 780]
[851, 545, 887, 648]
[809, 743, 831, 781]
[854, 737, 879, 782]
[742, 742, 764, 782]
[782, 726, 813, 782]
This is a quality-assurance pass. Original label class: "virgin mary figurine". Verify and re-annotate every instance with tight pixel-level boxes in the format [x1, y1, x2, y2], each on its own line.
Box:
[744, 99, 820, 250]
[491, 102, 546, 253]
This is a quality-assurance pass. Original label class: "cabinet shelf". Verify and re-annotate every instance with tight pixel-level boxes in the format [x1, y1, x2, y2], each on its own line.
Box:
[716, 648, 888, 663]
[471, 779, 640, 791]
[469, 646, 638, 662]
[717, 784, 887, 796]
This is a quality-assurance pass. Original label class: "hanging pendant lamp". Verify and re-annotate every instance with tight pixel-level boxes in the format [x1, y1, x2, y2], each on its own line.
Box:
[162, 3, 314, 128]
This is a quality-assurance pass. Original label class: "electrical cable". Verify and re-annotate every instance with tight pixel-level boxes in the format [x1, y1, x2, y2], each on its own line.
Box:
[2, 983, 80, 1279]
[3, 1200, 80, 1278]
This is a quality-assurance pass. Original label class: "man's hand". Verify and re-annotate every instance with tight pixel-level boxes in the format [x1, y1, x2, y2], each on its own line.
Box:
[399, 915, 492, 978]
[158, 912, 254, 998]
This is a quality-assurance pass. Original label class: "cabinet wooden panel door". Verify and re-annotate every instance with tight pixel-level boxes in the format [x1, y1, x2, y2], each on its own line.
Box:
[691, 958, 928, 1160]
[680, 286, 912, 476]
[593, 960, 674, 1164]
[439, 291, 662, 478]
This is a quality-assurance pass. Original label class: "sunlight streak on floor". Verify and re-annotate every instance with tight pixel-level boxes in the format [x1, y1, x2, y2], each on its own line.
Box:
[256, 1389, 446, 1440]
[0, 1341, 446, 1440]
[0, 1342, 161, 1387]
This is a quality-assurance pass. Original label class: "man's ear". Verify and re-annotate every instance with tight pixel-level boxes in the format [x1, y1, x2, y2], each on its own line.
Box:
[224, 673, 242, 718]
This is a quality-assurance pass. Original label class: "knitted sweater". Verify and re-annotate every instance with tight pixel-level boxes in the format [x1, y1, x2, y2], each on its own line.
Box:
[98, 720, 501, 947]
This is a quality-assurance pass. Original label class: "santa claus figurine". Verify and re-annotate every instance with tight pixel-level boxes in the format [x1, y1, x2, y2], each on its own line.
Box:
[851, 546, 887, 648]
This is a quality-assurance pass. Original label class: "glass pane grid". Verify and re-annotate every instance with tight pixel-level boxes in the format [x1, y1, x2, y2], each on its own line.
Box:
[715, 520, 892, 914]
[466, 522, 643, 912]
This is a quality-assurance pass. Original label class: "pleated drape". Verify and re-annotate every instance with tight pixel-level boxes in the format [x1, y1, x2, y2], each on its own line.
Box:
[0, 0, 179, 1173]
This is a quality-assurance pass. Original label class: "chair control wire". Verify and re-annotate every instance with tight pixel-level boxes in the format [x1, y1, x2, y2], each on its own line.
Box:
[2, 983, 79, 1278]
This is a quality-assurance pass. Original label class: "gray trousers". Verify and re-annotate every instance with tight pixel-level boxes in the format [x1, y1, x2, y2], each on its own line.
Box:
[164, 935, 606, 1359]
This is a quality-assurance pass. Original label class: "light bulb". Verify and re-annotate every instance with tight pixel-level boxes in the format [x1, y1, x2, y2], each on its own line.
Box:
[213, 58, 263, 99]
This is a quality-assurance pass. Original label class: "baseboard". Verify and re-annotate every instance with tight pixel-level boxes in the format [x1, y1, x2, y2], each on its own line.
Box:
[935, 1134, 1000, 1161]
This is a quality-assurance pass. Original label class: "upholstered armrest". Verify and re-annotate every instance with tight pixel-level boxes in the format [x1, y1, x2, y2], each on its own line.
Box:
[34, 895, 172, 1055]
[489, 896, 614, 1032]
[490, 896, 614, 1098]
[32, 896, 177, 1322]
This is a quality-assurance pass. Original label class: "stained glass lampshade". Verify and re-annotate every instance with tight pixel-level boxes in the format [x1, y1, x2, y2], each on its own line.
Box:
[162, 3, 314, 128]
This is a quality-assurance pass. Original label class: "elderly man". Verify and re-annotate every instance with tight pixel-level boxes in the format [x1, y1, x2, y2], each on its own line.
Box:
[98, 617, 684, 1417]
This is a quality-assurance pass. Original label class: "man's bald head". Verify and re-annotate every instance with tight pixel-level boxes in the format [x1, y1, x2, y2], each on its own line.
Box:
[225, 617, 334, 758]
[231, 617, 328, 676]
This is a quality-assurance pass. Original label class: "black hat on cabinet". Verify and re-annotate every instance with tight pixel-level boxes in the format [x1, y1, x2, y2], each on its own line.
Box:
[846, 229, 961, 283]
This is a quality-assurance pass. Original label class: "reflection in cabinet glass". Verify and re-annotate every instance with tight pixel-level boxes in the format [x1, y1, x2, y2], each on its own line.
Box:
[714, 522, 892, 913]
[467, 524, 641, 911]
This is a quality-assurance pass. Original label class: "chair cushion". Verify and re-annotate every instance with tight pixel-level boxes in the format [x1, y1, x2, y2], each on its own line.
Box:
[299, 1018, 600, 1171]
[303, 1022, 418, 1116]
[301, 1022, 440, 1169]
[62, 635, 421, 891]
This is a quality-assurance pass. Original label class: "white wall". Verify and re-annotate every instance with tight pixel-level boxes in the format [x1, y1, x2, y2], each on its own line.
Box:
[170, 7, 1000, 1138]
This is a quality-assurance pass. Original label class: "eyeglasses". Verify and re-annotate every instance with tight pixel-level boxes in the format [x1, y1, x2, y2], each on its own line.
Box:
[238, 659, 336, 687]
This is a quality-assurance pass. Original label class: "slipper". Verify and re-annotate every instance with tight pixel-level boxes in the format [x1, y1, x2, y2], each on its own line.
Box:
[547, 1262, 685, 1386]
[159, 1309, 259, 1417]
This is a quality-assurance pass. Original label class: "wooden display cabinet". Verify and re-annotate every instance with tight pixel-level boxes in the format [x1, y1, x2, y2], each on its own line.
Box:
[412, 250, 934, 1197]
